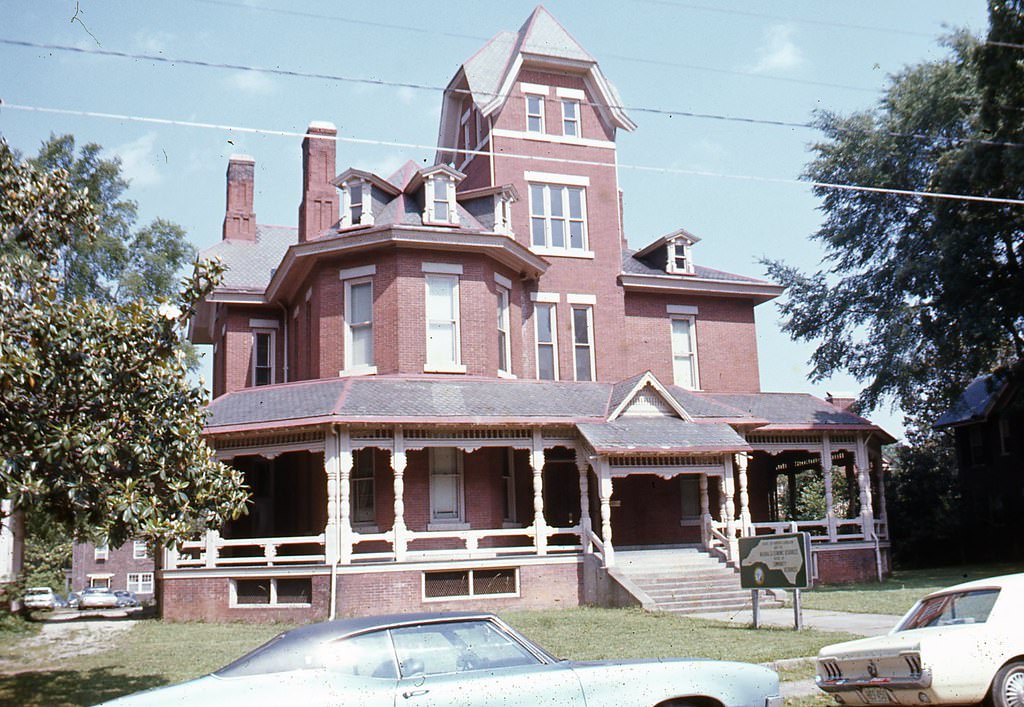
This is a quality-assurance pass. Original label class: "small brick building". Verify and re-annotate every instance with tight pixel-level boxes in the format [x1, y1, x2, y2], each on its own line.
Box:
[167, 7, 893, 621]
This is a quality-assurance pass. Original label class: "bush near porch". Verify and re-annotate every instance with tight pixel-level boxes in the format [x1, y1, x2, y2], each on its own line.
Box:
[0, 608, 855, 706]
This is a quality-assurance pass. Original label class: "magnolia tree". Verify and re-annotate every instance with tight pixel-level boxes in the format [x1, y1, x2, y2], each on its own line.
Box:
[0, 139, 247, 602]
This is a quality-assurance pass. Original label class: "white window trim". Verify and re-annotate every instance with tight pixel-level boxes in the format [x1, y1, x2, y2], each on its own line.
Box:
[494, 193, 514, 235]
[351, 448, 376, 526]
[524, 171, 590, 187]
[132, 540, 148, 560]
[519, 82, 550, 95]
[428, 448, 465, 527]
[534, 302, 559, 381]
[424, 274, 466, 373]
[670, 315, 700, 390]
[497, 284, 512, 376]
[666, 304, 699, 315]
[571, 304, 596, 382]
[566, 293, 596, 305]
[424, 174, 459, 226]
[343, 276, 376, 375]
[530, 292, 561, 303]
[490, 128, 615, 150]
[248, 318, 280, 329]
[252, 328, 276, 386]
[494, 273, 513, 290]
[668, 240, 694, 274]
[339, 265, 377, 280]
[556, 87, 585, 100]
[528, 182, 589, 254]
[94, 544, 108, 561]
[561, 98, 581, 138]
[341, 178, 373, 228]
[422, 262, 464, 275]
[127, 572, 154, 594]
[525, 93, 545, 134]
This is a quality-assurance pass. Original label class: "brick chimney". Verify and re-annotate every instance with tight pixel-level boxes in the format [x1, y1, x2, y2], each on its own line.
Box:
[222, 154, 256, 241]
[298, 121, 339, 242]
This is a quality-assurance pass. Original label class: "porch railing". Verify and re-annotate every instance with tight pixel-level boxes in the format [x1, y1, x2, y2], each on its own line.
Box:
[748, 518, 874, 542]
[169, 532, 326, 569]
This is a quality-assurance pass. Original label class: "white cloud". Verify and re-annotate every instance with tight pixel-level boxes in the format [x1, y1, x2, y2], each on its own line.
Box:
[108, 133, 164, 188]
[227, 70, 277, 95]
[750, 24, 803, 74]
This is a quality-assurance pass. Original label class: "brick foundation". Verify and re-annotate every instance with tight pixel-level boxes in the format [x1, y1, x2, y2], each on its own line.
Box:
[813, 545, 890, 584]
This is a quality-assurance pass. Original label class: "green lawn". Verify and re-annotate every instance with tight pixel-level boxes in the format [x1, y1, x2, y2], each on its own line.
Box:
[800, 561, 1024, 615]
[0, 608, 857, 707]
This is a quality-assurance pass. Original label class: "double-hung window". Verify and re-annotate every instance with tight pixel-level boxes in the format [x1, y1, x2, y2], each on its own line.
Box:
[497, 284, 511, 375]
[127, 572, 154, 594]
[670, 315, 699, 389]
[341, 179, 371, 228]
[526, 94, 545, 133]
[132, 540, 148, 560]
[571, 305, 595, 382]
[429, 448, 463, 524]
[344, 276, 374, 372]
[425, 271, 462, 371]
[529, 182, 587, 253]
[352, 448, 375, 525]
[562, 99, 580, 137]
[252, 330, 274, 386]
[94, 543, 108, 561]
[535, 302, 558, 380]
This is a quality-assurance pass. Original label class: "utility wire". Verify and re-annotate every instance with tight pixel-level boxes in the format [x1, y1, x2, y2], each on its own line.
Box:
[4, 101, 1024, 207]
[5, 37, 1024, 151]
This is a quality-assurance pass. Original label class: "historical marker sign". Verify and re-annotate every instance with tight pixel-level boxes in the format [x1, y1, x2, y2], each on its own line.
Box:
[738, 533, 811, 589]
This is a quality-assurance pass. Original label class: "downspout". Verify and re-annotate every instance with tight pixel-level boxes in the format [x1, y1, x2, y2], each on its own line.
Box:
[329, 424, 339, 620]
[278, 302, 289, 383]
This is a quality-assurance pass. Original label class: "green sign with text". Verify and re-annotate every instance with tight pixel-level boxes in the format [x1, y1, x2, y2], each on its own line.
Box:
[738, 533, 811, 589]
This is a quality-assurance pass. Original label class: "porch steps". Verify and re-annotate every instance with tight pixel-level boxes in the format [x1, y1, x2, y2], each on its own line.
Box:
[613, 548, 784, 615]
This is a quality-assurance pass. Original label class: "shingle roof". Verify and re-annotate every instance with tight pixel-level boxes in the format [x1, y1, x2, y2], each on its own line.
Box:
[701, 392, 874, 427]
[577, 417, 749, 454]
[373, 195, 487, 231]
[621, 250, 769, 284]
[934, 371, 1011, 428]
[200, 224, 296, 291]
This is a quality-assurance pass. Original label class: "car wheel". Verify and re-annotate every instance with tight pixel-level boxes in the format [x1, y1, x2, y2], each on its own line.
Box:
[990, 661, 1024, 707]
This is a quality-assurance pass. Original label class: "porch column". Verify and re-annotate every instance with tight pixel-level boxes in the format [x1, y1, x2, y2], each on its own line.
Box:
[597, 458, 615, 567]
[722, 457, 738, 560]
[575, 449, 592, 554]
[699, 474, 712, 547]
[338, 429, 354, 564]
[821, 433, 837, 542]
[735, 453, 752, 535]
[873, 451, 889, 539]
[530, 430, 548, 556]
[203, 529, 220, 568]
[323, 429, 341, 565]
[392, 429, 408, 562]
[854, 435, 875, 540]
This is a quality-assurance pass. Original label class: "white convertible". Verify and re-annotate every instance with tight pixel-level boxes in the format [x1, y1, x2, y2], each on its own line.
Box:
[816, 572, 1024, 707]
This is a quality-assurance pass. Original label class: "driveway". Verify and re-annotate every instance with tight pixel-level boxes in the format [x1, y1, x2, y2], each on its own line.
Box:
[0, 610, 140, 674]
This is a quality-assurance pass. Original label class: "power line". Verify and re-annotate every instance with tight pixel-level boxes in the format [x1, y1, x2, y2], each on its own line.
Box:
[6, 37, 1024, 151]
[4, 101, 1024, 207]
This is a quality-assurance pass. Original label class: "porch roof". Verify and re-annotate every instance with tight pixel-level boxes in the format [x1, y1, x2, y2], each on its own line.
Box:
[576, 417, 750, 454]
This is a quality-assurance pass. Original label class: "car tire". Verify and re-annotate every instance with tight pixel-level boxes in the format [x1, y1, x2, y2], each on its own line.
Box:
[990, 661, 1024, 707]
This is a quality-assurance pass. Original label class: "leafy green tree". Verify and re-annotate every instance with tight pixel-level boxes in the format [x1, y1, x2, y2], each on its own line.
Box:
[0, 139, 247, 601]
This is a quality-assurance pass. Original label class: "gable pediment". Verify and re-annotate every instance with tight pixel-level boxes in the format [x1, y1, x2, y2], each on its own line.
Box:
[608, 372, 692, 422]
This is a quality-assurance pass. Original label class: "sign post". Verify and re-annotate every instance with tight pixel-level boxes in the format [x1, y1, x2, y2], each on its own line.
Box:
[738, 532, 812, 630]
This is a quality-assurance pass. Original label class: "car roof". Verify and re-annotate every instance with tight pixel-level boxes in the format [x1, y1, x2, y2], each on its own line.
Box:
[926, 572, 1024, 597]
[283, 611, 500, 643]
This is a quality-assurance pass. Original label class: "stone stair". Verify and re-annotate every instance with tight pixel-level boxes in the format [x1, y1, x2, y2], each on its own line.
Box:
[612, 547, 784, 615]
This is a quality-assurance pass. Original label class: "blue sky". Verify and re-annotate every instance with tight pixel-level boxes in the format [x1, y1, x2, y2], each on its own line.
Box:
[0, 1, 994, 440]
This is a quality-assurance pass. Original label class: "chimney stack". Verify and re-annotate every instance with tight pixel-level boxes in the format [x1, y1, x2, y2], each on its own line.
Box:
[222, 154, 256, 241]
[298, 121, 339, 242]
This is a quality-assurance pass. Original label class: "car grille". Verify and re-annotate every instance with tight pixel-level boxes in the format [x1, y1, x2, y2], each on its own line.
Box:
[820, 659, 843, 680]
[902, 653, 923, 678]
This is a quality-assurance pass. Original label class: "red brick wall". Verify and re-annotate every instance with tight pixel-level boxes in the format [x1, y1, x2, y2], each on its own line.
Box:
[814, 546, 886, 584]
[71, 541, 156, 596]
[161, 573, 332, 622]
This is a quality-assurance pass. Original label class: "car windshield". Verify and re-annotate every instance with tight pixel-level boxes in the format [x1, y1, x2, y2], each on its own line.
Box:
[897, 589, 1000, 630]
[27, 589, 50, 595]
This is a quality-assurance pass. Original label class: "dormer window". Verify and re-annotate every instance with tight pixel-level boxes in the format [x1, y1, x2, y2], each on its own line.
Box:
[424, 173, 459, 226]
[495, 191, 515, 235]
[341, 179, 372, 228]
[668, 239, 693, 275]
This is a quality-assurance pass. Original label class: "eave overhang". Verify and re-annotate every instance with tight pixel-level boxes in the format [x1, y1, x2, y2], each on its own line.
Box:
[266, 226, 549, 304]
[619, 273, 784, 305]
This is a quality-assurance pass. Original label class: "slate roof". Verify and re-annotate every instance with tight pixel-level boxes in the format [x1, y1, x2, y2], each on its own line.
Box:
[622, 249, 770, 284]
[577, 417, 749, 454]
[934, 371, 1011, 428]
[373, 195, 487, 231]
[701, 392, 875, 428]
[200, 224, 296, 291]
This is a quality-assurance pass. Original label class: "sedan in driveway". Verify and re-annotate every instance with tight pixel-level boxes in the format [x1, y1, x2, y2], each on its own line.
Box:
[23, 586, 57, 610]
[816, 572, 1024, 707]
[101, 611, 781, 706]
[78, 587, 119, 610]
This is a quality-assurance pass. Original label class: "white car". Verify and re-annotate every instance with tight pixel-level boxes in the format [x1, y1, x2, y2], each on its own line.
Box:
[816, 572, 1024, 707]
[23, 586, 56, 610]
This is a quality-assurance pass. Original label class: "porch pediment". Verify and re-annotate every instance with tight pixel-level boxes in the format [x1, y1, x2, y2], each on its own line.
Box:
[607, 371, 692, 422]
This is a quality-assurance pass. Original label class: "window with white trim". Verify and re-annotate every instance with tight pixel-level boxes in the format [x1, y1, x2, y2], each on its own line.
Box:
[571, 305, 595, 382]
[341, 179, 371, 227]
[127, 572, 154, 594]
[495, 193, 513, 234]
[526, 94, 545, 133]
[425, 174, 458, 225]
[535, 302, 558, 380]
[89, 576, 111, 588]
[670, 316, 699, 389]
[562, 99, 580, 137]
[352, 448, 375, 524]
[252, 330, 274, 386]
[497, 285, 511, 375]
[344, 278, 374, 372]
[94, 543, 108, 561]
[425, 274, 462, 370]
[132, 540, 148, 560]
[429, 448, 463, 524]
[529, 183, 587, 252]
[668, 240, 693, 274]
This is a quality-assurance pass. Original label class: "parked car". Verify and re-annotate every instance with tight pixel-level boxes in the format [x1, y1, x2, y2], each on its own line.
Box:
[816, 572, 1024, 707]
[52, 593, 69, 609]
[22, 586, 56, 610]
[66, 591, 81, 609]
[114, 590, 139, 608]
[101, 611, 782, 706]
[78, 586, 119, 610]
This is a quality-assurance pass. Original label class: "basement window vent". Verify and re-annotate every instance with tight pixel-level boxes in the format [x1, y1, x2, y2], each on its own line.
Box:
[232, 577, 312, 607]
[423, 568, 518, 601]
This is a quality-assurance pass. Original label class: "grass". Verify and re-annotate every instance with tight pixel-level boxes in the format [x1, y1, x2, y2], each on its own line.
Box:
[799, 561, 1024, 615]
[0, 608, 858, 706]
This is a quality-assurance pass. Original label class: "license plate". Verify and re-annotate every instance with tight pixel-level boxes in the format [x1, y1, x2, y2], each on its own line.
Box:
[861, 687, 894, 704]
